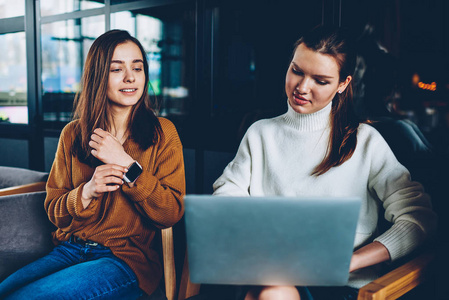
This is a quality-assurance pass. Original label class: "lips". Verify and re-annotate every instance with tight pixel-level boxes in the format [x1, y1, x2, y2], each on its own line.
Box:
[293, 91, 310, 105]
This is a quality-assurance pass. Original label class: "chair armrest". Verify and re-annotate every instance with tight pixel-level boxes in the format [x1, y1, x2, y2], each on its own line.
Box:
[0, 181, 46, 197]
[357, 250, 435, 300]
[162, 227, 176, 300]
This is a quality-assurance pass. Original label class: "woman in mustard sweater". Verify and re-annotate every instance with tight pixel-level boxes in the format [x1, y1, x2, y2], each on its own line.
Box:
[0, 30, 185, 299]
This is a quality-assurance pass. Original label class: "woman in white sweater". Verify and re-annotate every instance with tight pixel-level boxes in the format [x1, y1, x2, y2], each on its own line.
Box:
[213, 26, 436, 300]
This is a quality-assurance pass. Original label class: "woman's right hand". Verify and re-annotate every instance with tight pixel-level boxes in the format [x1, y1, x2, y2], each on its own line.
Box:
[81, 164, 127, 209]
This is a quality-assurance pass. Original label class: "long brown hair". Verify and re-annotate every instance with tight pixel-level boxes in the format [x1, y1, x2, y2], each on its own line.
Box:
[293, 26, 360, 176]
[71, 30, 161, 165]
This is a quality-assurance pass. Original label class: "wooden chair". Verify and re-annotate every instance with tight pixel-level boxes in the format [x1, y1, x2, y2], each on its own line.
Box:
[357, 250, 435, 299]
[161, 228, 201, 300]
[161, 227, 178, 300]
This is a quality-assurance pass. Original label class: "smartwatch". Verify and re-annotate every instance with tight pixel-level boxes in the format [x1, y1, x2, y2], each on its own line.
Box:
[124, 161, 143, 184]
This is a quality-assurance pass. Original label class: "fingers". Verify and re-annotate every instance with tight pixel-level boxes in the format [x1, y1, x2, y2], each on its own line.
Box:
[90, 164, 127, 194]
[95, 164, 127, 178]
[92, 128, 108, 138]
[90, 129, 111, 147]
[88, 128, 123, 163]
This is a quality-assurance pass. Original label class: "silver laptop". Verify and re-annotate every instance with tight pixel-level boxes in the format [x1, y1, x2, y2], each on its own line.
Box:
[184, 195, 361, 286]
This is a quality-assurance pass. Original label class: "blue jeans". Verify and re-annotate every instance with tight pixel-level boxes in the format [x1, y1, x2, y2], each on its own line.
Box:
[0, 241, 144, 300]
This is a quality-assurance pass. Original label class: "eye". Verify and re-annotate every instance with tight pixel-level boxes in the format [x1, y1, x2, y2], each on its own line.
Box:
[133, 67, 143, 72]
[291, 68, 303, 76]
[315, 80, 329, 86]
[111, 68, 121, 73]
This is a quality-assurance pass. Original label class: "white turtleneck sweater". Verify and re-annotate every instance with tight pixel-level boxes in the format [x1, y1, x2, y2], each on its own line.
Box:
[213, 101, 436, 288]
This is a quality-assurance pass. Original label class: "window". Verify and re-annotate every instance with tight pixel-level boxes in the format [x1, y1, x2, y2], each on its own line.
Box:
[0, 32, 27, 124]
[40, 0, 104, 17]
[41, 16, 105, 125]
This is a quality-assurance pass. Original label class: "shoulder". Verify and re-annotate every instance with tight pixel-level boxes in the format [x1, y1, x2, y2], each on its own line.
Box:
[157, 117, 182, 147]
[59, 120, 79, 142]
[357, 123, 392, 152]
[157, 117, 177, 132]
[358, 123, 386, 141]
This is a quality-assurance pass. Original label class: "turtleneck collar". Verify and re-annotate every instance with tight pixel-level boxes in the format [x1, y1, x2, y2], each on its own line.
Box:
[283, 100, 332, 132]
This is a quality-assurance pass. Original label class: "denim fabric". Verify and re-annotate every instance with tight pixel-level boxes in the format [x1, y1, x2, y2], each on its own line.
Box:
[0, 241, 143, 300]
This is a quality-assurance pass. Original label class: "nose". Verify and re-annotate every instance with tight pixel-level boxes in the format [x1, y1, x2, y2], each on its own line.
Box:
[124, 69, 135, 83]
[295, 77, 310, 94]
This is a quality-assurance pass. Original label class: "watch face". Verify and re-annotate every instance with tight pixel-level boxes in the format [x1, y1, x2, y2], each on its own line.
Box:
[125, 162, 143, 183]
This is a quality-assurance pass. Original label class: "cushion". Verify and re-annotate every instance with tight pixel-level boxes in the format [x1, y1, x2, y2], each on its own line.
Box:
[0, 191, 55, 281]
[0, 167, 48, 189]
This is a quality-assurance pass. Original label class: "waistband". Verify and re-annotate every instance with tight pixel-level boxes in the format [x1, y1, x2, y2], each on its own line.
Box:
[70, 235, 102, 247]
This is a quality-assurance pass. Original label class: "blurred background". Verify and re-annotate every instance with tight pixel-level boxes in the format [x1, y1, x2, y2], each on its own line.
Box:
[0, 0, 448, 194]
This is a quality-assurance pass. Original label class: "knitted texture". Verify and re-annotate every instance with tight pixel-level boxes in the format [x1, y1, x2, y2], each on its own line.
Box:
[213, 101, 436, 288]
[45, 117, 185, 296]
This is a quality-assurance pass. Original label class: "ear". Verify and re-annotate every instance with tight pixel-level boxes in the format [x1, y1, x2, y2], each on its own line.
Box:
[337, 75, 352, 93]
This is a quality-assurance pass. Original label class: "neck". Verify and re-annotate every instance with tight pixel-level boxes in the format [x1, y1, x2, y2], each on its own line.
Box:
[108, 106, 132, 143]
[283, 101, 332, 132]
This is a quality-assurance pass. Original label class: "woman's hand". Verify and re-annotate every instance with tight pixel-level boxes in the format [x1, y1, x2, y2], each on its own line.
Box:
[81, 164, 127, 209]
[349, 241, 391, 272]
[89, 128, 134, 167]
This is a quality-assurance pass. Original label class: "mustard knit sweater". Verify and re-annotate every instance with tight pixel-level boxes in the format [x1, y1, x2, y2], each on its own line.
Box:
[45, 117, 185, 296]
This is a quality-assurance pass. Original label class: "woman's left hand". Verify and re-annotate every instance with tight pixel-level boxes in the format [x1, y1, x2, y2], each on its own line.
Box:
[89, 128, 135, 167]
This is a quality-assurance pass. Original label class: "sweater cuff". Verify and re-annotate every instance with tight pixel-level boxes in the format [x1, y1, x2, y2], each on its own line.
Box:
[374, 220, 426, 261]
[67, 183, 97, 219]
[121, 171, 155, 202]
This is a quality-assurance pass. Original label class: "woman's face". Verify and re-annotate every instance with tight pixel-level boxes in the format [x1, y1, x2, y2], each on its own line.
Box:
[285, 43, 351, 114]
[107, 41, 146, 110]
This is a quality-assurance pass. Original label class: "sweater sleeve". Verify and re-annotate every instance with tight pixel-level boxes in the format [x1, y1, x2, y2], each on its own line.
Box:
[213, 129, 253, 196]
[45, 123, 98, 232]
[366, 128, 437, 261]
[121, 119, 185, 228]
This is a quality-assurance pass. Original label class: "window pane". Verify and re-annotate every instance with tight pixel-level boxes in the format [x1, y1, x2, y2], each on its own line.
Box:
[40, 0, 104, 17]
[0, 32, 27, 124]
[111, 2, 195, 119]
[0, 0, 25, 18]
[41, 16, 104, 126]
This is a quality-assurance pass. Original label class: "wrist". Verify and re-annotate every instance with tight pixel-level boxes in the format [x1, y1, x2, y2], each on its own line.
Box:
[81, 183, 91, 200]
[81, 184, 93, 209]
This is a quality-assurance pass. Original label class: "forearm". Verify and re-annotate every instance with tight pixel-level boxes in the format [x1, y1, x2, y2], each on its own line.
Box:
[45, 184, 95, 231]
[349, 241, 390, 272]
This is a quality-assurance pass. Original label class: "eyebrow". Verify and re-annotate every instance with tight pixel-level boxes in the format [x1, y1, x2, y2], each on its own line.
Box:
[111, 59, 144, 64]
[291, 62, 335, 79]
